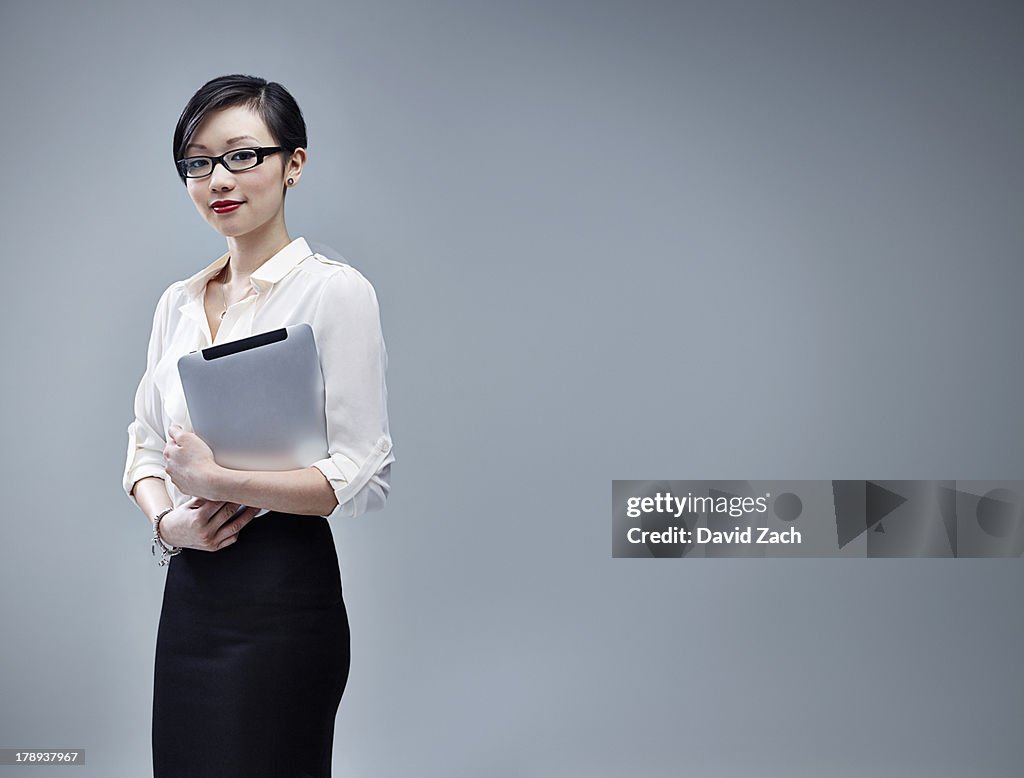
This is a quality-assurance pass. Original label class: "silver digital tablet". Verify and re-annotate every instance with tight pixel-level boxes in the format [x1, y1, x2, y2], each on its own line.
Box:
[177, 323, 329, 471]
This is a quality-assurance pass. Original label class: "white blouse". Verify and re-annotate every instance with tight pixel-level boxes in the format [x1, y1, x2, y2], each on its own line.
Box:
[122, 236, 395, 521]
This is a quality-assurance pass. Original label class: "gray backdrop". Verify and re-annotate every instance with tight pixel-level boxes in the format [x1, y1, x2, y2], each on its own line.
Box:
[1, 0, 1022, 775]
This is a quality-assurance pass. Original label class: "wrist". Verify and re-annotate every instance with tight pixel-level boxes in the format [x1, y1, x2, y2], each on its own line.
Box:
[153, 508, 175, 546]
[201, 463, 231, 501]
[151, 507, 181, 566]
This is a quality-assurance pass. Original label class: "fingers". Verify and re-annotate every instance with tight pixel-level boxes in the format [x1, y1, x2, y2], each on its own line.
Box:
[179, 500, 232, 523]
[211, 502, 244, 525]
[215, 534, 239, 551]
[170, 501, 260, 552]
[228, 505, 259, 527]
[212, 506, 260, 549]
[219, 501, 242, 517]
[184, 499, 251, 522]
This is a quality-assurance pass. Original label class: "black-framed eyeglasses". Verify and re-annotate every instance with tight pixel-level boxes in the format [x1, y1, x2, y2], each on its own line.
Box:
[176, 146, 284, 179]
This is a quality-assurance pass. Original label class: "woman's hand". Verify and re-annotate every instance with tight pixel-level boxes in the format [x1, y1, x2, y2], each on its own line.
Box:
[159, 496, 260, 552]
[164, 423, 220, 498]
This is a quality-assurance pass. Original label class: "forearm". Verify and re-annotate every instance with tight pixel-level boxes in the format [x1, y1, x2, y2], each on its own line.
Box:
[205, 465, 339, 517]
[131, 476, 173, 524]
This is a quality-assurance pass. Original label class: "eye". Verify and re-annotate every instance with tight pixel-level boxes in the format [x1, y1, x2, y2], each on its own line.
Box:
[229, 149, 257, 162]
[186, 158, 209, 170]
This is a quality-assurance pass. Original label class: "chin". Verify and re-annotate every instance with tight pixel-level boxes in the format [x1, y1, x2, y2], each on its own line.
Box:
[217, 225, 251, 238]
[206, 217, 252, 238]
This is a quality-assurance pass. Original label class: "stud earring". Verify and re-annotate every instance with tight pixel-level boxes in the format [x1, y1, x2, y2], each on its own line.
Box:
[287, 178, 294, 185]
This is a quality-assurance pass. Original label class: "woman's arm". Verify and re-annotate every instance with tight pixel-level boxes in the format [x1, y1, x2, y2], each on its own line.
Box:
[131, 473, 261, 551]
[164, 424, 338, 516]
[130, 476, 174, 523]
[206, 465, 338, 517]
[124, 285, 176, 511]
[307, 268, 395, 520]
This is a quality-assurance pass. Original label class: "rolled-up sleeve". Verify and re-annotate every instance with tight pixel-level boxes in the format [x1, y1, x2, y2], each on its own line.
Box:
[309, 268, 395, 520]
[122, 285, 173, 508]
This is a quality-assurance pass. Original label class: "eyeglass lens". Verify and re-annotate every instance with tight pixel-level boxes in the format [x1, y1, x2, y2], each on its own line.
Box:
[181, 149, 261, 178]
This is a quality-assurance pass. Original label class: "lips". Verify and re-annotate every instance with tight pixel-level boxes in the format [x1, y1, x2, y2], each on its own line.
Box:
[211, 200, 243, 214]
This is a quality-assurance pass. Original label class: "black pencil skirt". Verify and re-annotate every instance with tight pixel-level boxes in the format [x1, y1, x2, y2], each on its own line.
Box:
[152, 511, 350, 778]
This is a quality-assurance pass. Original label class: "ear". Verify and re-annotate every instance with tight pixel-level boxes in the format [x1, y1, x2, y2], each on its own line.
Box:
[285, 147, 307, 185]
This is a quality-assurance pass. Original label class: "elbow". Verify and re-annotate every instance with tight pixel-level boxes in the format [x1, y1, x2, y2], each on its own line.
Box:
[314, 441, 394, 520]
[350, 475, 392, 520]
[363, 472, 391, 515]
[329, 467, 392, 521]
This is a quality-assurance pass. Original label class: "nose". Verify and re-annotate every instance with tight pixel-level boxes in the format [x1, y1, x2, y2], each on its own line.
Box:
[208, 160, 237, 190]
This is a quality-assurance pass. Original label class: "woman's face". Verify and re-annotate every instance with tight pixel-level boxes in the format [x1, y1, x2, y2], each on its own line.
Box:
[182, 104, 301, 239]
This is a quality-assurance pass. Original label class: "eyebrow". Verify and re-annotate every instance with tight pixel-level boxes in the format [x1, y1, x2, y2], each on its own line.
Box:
[185, 135, 259, 152]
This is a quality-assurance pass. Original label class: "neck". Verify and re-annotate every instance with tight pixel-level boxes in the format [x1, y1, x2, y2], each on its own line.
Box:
[221, 214, 292, 284]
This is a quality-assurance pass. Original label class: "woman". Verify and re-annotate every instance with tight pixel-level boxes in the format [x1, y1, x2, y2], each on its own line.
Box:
[122, 74, 395, 777]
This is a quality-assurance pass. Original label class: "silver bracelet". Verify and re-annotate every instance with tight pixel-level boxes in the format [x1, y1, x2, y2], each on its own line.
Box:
[152, 508, 182, 567]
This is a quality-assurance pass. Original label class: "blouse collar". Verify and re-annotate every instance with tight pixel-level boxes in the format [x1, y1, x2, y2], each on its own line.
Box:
[180, 236, 314, 301]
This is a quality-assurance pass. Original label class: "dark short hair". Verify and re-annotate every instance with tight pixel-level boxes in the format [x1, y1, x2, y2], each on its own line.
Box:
[172, 74, 307, 186]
